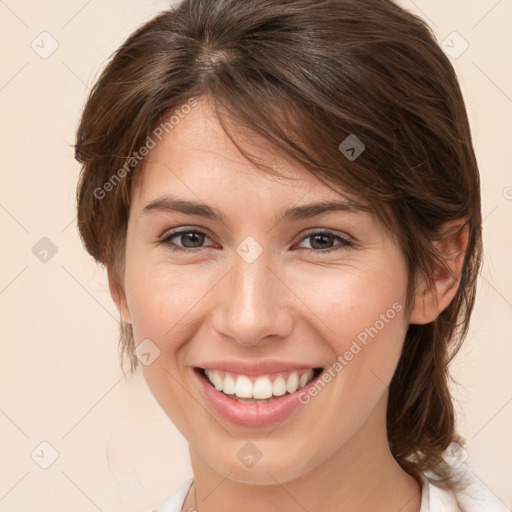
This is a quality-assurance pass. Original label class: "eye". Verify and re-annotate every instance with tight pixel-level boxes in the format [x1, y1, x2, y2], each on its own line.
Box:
[157, 228, 355, 254]
[159, 229, 215, 252]
[295, 230, 354, 254]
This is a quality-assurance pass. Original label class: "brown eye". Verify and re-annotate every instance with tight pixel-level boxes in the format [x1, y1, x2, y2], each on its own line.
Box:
[160, 230, 213, 251]
[296, 231, 354, 254]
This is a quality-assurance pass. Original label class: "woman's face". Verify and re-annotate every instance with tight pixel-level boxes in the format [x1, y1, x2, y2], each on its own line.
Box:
[115, 96, 412, 484]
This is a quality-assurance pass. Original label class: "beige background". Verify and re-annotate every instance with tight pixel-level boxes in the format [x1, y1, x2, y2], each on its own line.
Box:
[0, 0, 511, 510]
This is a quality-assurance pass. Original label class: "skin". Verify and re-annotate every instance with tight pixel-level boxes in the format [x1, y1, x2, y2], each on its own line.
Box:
[109, 96, 469, 512]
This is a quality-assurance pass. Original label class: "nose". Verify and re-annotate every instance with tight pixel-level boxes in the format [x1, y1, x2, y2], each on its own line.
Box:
[211, 246, 294, 347]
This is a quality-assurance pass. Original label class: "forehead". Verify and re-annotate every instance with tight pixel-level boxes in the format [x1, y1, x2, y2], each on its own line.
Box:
[132, 97, 366, 211]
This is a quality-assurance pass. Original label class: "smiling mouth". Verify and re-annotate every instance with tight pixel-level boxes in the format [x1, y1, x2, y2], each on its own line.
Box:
[195, 367, 324, 404]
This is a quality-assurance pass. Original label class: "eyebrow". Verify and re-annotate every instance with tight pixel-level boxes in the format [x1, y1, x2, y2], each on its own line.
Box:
[141, 195, 370, 222]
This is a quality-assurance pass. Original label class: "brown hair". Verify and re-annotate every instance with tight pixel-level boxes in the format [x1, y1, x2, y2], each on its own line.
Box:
[74, 0, 482, 488]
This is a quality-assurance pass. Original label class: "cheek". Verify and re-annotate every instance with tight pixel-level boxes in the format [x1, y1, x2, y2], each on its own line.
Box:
[124, 271, 172, 343]
[302, 265, 407, 345]
[122, 256, 208, 432]
[123, 253, 217, 363]
[125, 244, 409, 364]
[333, 288, 407, 369]
[297, 259, 409, 400]
[289, 270, 409, 456]
[124, 243, 189, 336]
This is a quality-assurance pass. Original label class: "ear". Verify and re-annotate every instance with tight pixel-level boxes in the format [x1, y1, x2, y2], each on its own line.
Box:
[409, 219, 469, 325]
[107, 269, 132, 324]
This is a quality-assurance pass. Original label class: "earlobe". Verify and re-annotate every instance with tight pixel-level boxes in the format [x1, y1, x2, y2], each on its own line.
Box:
[409, 220, 469, 325]
[107, 270, 132, 324]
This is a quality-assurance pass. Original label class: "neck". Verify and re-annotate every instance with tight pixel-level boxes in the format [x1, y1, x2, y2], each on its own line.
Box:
[183, 395, 422, 512]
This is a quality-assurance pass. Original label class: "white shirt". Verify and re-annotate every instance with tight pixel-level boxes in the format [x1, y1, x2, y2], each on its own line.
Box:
[153, 465, 509, 512]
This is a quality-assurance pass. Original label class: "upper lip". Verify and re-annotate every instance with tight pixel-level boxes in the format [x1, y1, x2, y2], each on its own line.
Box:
[196, 359, 323, 376]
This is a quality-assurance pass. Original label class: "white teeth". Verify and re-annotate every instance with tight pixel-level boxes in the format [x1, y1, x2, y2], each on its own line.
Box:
[272, 376, 287, 396]
[286, 372, 299, 394]
[204, 368, 317, 399]
[210, 370, 223, 391]
[235, 375, 253, 398]
[223, 374, 236, 394]
[253, 377, 273, 399]
[299, 370, 313, 388]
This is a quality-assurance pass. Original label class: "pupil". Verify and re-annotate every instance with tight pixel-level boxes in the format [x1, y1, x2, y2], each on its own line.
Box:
[312, 234, 331, 249]
[183, 232, 203, 248]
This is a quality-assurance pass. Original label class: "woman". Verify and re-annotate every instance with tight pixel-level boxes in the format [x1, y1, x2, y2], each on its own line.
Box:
[74, 0, 508, 510]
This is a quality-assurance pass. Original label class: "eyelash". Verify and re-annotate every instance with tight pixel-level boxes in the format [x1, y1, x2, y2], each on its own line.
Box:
[157, 228, 355, 255]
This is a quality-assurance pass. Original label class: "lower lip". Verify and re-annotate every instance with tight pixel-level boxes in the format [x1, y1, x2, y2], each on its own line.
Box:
[193, 368, 323, 427]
